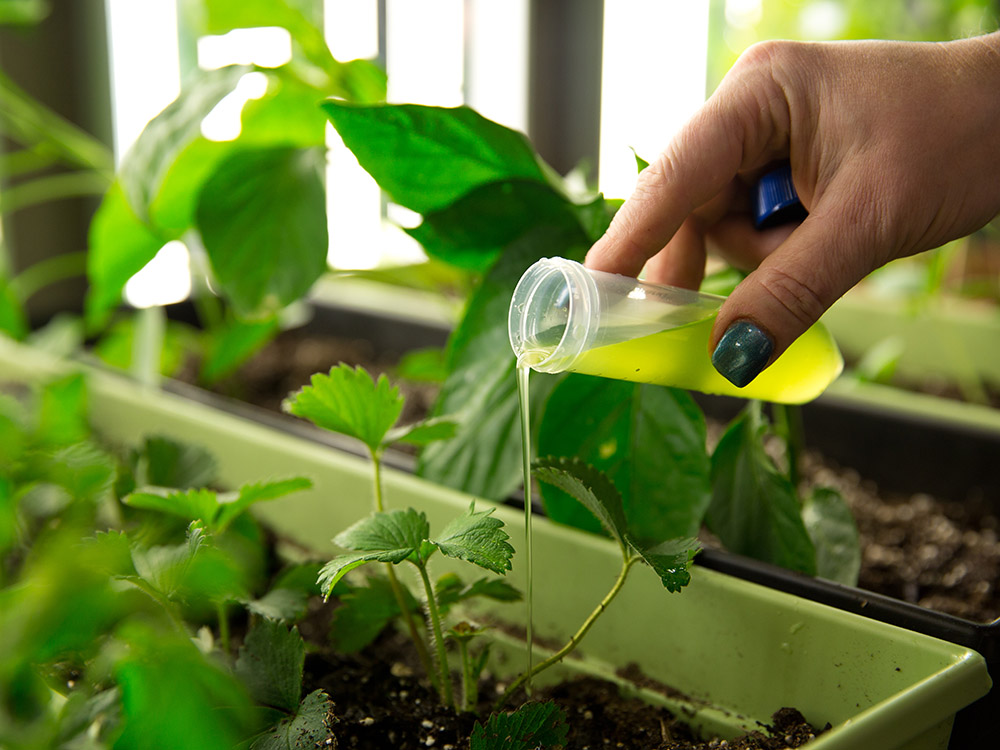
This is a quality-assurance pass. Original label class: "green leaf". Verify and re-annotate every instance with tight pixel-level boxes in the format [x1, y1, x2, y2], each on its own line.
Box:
[195, 146, 328, 317]
[416, 230, 577, 500]
[119, 65, 249, 223]
[431, 502, 514, 575]
[199, 314, 281, 385]
[135, 435, 218, 490]
[707, 406, 817, 575]
[235, 618, 304, 713]
[631, 536, 701, 593]
[35, 373, 88, 448]
[251, 689, 336, 750]
[214, 477, 312, 532]
[386, 416, 458, 447]
[632, 148, 650, 173]
[322, 101, 551, 214]
[470, 701, 568, 750]
[537, 375, 711, 546]
[245, 588, 309, 623]
[283, 364, 404, 453]
[335, 507, 429, 552]
[113, 621, 254, 749]
[0, 276, 28, 340]
[802, 486, 861, 586]
[329, 575, 417, 653]
[407, 179, 585, 272]
[532, 456, 628, 552]
[85, 181, 167, 328]
[318, 509, 430, 597]
[395, 346, 449, 384]
[436, 573, 522, 612]
[36, 441, 116, 504]
[91, 314, 197, 378]
[125, 477, 310, 533]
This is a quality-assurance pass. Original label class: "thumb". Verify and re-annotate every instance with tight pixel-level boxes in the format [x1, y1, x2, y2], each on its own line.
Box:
[708, 205, 872, 388]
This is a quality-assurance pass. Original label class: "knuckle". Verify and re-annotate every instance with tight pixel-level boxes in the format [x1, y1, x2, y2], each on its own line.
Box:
[756, 265, 830, 330]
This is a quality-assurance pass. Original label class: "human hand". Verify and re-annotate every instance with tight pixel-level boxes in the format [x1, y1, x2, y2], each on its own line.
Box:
[585, 33, 1000, 387]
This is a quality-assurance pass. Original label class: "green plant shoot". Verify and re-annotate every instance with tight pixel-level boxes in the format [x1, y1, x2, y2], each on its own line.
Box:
[496, 457, 700, 707]
[318, 502, 514, 710]
[283, 362, 458, 695]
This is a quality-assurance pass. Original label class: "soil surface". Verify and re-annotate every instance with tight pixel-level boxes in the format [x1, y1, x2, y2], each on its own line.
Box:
[297, 608, 822, 750]
[198, 329, 1000, 624]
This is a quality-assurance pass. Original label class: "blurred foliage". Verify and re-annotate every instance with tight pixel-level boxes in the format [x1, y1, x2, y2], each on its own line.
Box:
[707, 0, 1000, 90]
[0, 371, 320, 748]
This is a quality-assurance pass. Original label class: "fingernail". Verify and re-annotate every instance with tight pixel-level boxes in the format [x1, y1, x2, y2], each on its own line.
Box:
[712, 321, 774, 387]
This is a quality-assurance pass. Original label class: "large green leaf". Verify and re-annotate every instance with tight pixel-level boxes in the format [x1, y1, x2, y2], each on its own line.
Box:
[416, 229, 580, 500]
[406, 179, 587, 272]
[114, 621, 254, 749]
[195, 145, 328, 317]
[119, 65, 249, 223]
[537, 375, 711, 546]
[85, 180, 168, 328]
[329, 575, 416, 653]
[707, 406, 817, 575]
[334, 508, 430, 553]
[283, 364, 404, 454]
[322, 102, 551, 214]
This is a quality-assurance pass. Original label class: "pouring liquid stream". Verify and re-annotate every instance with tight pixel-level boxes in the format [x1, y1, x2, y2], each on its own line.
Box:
[515, 351, 543, 696]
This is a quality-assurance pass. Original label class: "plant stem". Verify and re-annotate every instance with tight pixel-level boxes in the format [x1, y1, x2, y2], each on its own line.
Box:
[368, 448, 438, 695]
[131, 305, 165, 388]
[417, 562, 454, 708]
[772, 403, 803, 488]
[496, 555, 639, 709]
[456, 639, 472, 713]
[216, 601, 230, 656]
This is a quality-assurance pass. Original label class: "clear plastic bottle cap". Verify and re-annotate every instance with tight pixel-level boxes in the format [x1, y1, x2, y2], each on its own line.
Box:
[508, 257, 598, 373]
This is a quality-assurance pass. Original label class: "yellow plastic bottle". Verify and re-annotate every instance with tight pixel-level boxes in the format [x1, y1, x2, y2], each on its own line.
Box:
[508, 257, 842, 404]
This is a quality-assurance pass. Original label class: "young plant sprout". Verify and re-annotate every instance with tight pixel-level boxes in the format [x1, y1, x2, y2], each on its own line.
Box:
[282, 363, 460, 698]
[316, 502, 514, 708]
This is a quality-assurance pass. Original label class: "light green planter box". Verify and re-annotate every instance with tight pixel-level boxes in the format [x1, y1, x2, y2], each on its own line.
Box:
[0, 336, 991, 750]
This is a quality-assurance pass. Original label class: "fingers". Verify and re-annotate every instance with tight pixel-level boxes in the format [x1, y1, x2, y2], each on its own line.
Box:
[641, 218, 707, 288]
[708, 201, 874, 386]
[584, 97, 751, 278]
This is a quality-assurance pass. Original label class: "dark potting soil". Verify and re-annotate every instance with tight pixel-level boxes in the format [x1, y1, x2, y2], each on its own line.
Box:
[296, 610, 821, 750]
[199, 329, 1000, 624]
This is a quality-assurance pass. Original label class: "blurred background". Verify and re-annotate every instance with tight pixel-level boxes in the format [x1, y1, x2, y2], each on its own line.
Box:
[1, 0, 997, 319]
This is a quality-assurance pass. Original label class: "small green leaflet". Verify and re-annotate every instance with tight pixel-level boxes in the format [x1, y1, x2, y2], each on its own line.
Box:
[633, 537, 701, 593]
[470, 701, 568, 750]
[125, 477, 311, 533]
[251, 689, 336, 750]
[245, 588, 309, 623]
[386, 415, 459, 447]
[284, 364, 403, 453]
[235, 618, 305, 713]
[802, 486, 861, 586]
[436, 573, 522, 612]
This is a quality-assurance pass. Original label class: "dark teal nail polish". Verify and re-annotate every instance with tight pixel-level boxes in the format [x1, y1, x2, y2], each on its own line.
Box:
[712, 321, 774, 388]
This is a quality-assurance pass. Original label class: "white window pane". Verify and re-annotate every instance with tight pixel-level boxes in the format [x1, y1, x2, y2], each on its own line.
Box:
[599, 0, 709, 200]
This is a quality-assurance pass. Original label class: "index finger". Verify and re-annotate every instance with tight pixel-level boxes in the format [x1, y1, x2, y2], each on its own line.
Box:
[585, 63, 788, 277]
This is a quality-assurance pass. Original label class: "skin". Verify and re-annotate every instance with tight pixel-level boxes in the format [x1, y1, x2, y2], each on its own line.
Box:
[585, 32, 1000, 377]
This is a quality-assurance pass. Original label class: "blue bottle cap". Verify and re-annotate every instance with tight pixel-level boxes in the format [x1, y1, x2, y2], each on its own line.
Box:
[754, 163, 807, 229]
